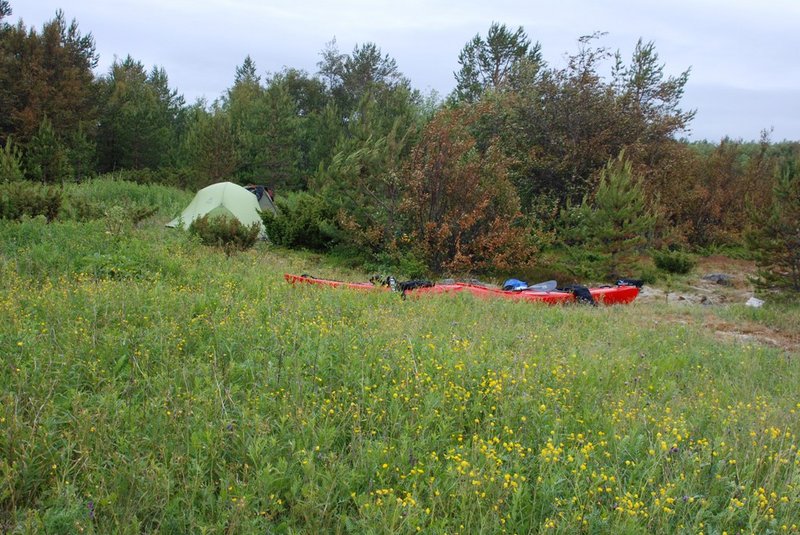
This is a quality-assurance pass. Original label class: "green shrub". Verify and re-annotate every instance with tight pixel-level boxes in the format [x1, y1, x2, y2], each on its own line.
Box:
[364, 248, 429, 279]
[0, 181, 62, 221]
[637, 265, 659, 284]
[61, 194, 106, 221]
[61, 197, 157, 228]
[561, 247, 609, 281]
[652, 249, 697, 274]
[189, 214, 260, 254]
[262, 191, 337, 251]
[62, 176, 191, 220]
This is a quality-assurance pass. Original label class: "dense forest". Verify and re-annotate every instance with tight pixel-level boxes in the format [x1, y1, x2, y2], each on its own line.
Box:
[1, 2, 798, 290]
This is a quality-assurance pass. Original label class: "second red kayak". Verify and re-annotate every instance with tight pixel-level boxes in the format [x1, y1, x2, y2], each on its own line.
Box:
[284, 274, 639, 305]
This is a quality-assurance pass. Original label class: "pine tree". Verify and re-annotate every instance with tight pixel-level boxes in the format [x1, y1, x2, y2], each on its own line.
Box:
[0, 1, 11, 23]
[0, 136, 24, 182]
[452, 22, 542, 104]
[25, 116, 72, 183]
[747, 159, 800, 293]
[226, 56, 265, 183]
[183, 108, 238, 184]
[567, 152, 655, 279]
[96, 56, 180, 171]
[0, 10, 98, 147]
[261, 81, 302, 190]
[66, 124, 95, 181]
[317, 40, 410, 118]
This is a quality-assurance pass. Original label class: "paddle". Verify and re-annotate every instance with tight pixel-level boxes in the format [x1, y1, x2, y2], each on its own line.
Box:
[518, 280, 558, 292]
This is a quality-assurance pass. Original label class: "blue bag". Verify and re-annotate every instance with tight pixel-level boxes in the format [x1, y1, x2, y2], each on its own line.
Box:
[502, 278, 528, 291]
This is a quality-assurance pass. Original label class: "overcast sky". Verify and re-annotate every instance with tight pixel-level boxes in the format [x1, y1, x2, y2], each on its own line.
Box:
[11, 0, 800, 142]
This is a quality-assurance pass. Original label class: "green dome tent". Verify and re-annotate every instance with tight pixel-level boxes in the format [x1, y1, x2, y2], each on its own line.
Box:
[167, 182, 268, 238]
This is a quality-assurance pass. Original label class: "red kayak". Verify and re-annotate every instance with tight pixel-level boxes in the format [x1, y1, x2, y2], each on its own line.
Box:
[450, 282, 639, 305]
[284, 273, 379, 291]
[284, 274, 639, 305]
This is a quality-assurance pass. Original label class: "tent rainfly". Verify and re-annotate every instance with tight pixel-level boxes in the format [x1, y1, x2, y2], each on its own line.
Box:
[167, 182, 268, 238]
[244, 184, 278, 214]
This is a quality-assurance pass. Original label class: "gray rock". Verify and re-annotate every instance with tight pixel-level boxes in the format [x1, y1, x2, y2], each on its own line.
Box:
[745, 297, 764, 308]
[702, 273, 733, 286]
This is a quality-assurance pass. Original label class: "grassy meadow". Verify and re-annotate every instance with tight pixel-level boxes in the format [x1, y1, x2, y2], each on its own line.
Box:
[2, 180, 800, 534]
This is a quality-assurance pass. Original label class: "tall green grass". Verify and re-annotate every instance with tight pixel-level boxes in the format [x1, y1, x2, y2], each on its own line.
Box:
[1, 180, 799, 533]
[62, 176, 193, 219]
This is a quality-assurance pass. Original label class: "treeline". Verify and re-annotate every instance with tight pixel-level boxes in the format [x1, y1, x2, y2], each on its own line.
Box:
[1, 3, 799, 289]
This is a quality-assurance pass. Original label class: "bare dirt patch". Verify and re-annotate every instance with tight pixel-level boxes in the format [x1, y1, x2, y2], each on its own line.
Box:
[703, 316, 800, 352]
[637, 256, 799, 353]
